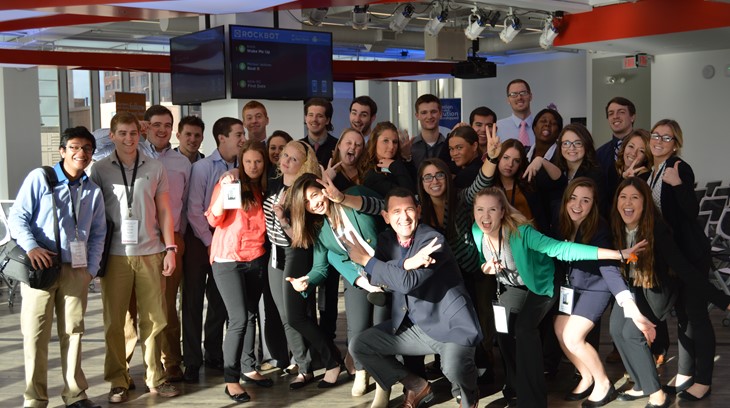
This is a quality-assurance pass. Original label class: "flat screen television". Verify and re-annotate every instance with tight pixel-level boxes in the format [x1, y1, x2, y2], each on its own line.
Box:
[229, 25, 333, 100]
[170, 26, 226, 105]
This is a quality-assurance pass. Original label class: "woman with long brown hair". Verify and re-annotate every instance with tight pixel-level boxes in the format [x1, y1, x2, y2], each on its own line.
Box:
[609, 177, 730, 406]
[362, 121, 414, 196]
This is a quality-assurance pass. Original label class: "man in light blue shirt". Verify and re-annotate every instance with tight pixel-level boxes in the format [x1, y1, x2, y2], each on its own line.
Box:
[496, 79, 535, 149]
[9, 127, 106, 408]
[182, 117, 243, 381]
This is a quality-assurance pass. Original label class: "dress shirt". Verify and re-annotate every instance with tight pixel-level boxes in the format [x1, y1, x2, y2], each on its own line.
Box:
[410, 132, 447, 168]
[9, 163, 107, 277]
[143, 140, 191, 233]
[187, 149, 237, 247]
[496, 114, 536, 147]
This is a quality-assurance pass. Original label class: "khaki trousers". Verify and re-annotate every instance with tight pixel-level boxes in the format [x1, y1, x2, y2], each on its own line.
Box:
[102, 253, 167, 389]
[21, 264, 91, 407]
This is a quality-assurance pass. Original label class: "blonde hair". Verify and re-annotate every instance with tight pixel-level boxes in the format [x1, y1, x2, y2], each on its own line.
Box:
[276, 140, 321, 180]
[473, 187, 531, 239]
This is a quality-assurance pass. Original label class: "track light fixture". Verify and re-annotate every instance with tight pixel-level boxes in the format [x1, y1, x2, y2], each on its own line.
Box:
[425, 10, 449, 37]
[308, 8, 328, 27]
[352, 5, 369, 30]
[539, 15, 559, 49]
[390, 4, 415, 33]
[499, 9, 522, 44]
[464, 8, 489, 41]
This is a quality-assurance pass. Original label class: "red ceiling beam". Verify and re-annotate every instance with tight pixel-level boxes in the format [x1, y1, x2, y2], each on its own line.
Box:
[0, 1, 166, 10]
[555, 0, 730, 46]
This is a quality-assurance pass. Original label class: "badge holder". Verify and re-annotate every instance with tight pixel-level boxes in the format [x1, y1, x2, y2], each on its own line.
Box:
[222, 181, 242, 209]
[558, 273, 574, 315]
[492, 281, 509, 334]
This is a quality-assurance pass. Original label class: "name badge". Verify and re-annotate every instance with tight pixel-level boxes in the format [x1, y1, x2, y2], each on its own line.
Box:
[221, 182, 242, 209]
[558, 285, 575, 315]
[492, 302, 509, 334]
[70, 240, 87, 268]
[121, 219, 139, 245]
[271, 245, 277, 267]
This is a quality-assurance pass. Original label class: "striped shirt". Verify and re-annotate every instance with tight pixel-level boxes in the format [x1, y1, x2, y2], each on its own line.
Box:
[263, 178, 291, 249]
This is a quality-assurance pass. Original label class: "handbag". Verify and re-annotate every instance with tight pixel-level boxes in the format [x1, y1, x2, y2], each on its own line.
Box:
[0, 166, 62, 290]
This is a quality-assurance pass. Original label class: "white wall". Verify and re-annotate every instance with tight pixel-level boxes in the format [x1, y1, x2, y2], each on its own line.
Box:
[459, 52, 588, 128]
[652, 49, 730, 185]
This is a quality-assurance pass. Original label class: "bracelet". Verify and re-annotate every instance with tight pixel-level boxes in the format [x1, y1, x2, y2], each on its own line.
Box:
[488, 155, 499, 165]
[332, 193, 345, 204]
[618, 250, 625, 263]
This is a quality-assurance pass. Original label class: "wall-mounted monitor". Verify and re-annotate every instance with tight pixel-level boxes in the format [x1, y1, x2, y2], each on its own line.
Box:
[170, 26, 226, 105]
[229, 25, 333, 101]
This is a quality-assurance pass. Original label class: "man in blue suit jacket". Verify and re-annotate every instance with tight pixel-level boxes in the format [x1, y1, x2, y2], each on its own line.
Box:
[348, 187, 481, 408]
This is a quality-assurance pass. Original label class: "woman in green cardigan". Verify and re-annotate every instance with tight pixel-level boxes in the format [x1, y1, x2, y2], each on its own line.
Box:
[283, 172, 387, 400]
[471, 187, 648, 408]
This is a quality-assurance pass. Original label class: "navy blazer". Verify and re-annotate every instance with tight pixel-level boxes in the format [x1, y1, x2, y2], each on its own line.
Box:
[365, 224, 482, 347]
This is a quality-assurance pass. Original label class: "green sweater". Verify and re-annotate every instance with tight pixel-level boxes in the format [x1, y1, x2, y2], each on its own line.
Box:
[472, 224, 599, 297]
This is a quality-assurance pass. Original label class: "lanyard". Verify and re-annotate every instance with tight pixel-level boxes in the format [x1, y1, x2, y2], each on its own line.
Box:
[485, 227, 503, 269]
[649, 161, 667, 189]
[116, 151, 139, 217]
[66, 180, 84, 239]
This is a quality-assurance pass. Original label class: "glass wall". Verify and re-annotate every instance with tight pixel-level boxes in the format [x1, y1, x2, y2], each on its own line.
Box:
[67, 70, 92, 130]
[39, 68, 61, 166]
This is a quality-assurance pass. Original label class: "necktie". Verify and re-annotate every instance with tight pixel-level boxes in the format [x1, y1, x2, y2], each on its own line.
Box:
[614, 139, 622, 160]
[519, 120, 530, 147]
[314, 142, 320, 152]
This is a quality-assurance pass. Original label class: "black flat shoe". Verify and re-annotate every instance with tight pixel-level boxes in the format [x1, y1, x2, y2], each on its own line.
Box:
[581, 385, 617, 408]
[224, 386, 251, 403]
[617, 391, 648, 401]
[645, 395, 672, 408]
[678, 387, 711, 401]
[565, 382, 594, 401]
[289, 373, 313, 390]
[241, 373, 273, 388]
[662, 379, 694, 395]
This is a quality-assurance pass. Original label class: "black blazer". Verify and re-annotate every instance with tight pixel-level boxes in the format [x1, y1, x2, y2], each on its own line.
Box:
[634, 218, 730, 322]
[300, 134, 338, 167]
[366, 224, 482, 347]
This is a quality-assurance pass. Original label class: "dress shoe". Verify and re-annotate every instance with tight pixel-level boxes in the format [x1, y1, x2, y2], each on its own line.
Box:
[66, 399, 101, 408]
[370, 383, 391, 408]
[165, 365, 184, 382]
[401, 383, 434, 408]
[183, 366, 199, 383]
[616, 391, 648, 401]
[289, 373, 314, 390]
[678, 387, 711, 401]
[645, 395, 672, 408]
[581, 385, 617, 408]
[224, 386, 251, 403]
[662, 379, 693, 395]
[565, 382, 594, 401]
[127, 377, 136, 390]
[108, 387, 129, 404]
[318, 365, 343, 388]
[352, 370, 370, 396]
[241, 373, 273, 388]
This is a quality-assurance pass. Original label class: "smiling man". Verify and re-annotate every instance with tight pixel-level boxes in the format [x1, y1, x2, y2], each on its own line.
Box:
[10, 127, 107, 408]
[301, 97, 338, 166]
[410, 94, 449, 166]
[349, 96, 378, 143]
[496, 79, 535, 150]
[89, 112, 180, 403]
[242, 100, 270, 142]
[348, 188, 482, 408]
[175, 116, 206, 163]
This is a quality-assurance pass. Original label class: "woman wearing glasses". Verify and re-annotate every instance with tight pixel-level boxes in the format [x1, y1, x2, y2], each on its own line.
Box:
[641, 119, 717, 401]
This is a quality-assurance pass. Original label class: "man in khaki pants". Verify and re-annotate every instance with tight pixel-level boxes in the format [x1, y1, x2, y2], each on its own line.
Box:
[9, 127, 107, 408]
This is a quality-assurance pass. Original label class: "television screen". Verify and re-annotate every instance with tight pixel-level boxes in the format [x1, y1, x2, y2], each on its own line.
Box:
[229, 25, 333, 100]
[170, 26, 226, 105]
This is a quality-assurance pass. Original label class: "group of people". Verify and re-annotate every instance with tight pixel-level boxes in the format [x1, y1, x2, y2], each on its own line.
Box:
[7, 79, 728, 408]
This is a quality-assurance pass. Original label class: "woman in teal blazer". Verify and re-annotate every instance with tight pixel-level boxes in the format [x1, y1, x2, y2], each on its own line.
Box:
[470, 187, 649, 408]
[283, 172, 387, 395]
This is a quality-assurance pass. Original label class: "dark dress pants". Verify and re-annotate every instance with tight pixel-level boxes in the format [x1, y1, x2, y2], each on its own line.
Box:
[182, 226, 226, 369]
[495, 285, 556, 408]
[212, 256, 266, 382]
[675, 283, 716, 385]
[342, 279, 389, 371]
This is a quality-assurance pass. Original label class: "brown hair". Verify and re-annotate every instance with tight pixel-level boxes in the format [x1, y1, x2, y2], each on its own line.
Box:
[473, 187, 531, 239]
[237, 140, 268, 211]
[555, 123, 599, 175]
[110, 112, 140, 133]
[494, 139, 532, 193]
[558, 177, 599, 244]
[610, 177, 657, 288]
[330, 128, 368, 184]
[365, 121, 401, 173]
[615, 129, 653, 177]
[417, 158, 457, 240]
[287, 173, 343, 249]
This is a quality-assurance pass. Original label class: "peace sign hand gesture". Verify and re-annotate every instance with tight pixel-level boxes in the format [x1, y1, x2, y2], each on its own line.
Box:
[622, 156, 646, 179]
[485, 124, 501, 162]
[317, 167, 345, 204]
[322, 158, 342, 182]
[403, 237, 442, 270]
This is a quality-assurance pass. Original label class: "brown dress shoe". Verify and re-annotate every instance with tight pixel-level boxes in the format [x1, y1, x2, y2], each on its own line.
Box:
[165, 365, 184, 382]
[400, 383, 434, 408]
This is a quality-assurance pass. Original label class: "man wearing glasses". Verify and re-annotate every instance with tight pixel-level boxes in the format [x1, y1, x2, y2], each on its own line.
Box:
[496, 79, 535, 150]
[9, 127, 107, 408]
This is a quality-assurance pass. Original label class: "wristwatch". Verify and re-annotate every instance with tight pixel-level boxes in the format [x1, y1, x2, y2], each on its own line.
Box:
[165, 245, 178, 254]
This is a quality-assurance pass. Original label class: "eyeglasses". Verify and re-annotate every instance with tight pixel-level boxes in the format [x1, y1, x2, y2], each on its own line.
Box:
[422, 171, 446, 182]
[507, 91, 530, 98]
[65, 145, 94, 154]
[561, 140, 584, 149]
[650, 133, 675, 143]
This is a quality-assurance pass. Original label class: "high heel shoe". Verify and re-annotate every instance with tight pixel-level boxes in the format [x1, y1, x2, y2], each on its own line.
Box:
[581, 385, 617, 408]
[678, 387, 711, 401]
[224, 386, 251, 403]
[565, 382, 594, 401]
[318, 365, 342, 389]
[351, 370, 370, 396]
[662, 379, 693, 395]
[241, 373, 273, 388]
[289, 373, 313, 390]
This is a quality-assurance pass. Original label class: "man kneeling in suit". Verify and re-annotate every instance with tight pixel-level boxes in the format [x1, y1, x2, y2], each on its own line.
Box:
[348, 187, 481, 408]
